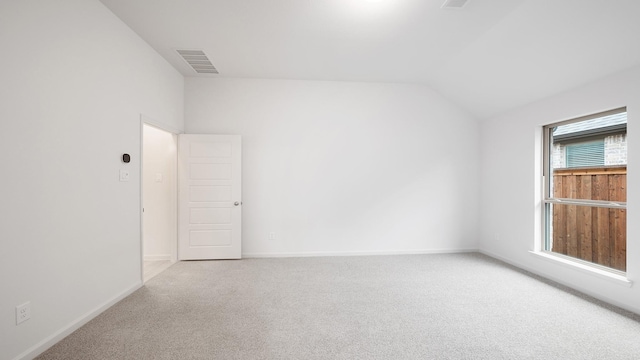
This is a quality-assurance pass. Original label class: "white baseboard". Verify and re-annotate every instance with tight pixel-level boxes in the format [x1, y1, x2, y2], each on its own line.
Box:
[14, 282, 142, 360]
[243, 248, 478, 259]
[143, 254, 172, 261]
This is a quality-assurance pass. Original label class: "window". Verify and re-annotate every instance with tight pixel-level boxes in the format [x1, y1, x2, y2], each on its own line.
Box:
[566, 140, 604, 168]
[543, 108, 627, 272]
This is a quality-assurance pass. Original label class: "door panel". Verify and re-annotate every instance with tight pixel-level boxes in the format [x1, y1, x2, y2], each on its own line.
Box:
[190, 208, 231, 224]
[178, 135, 241, 260]
[189, 185, 232, 202]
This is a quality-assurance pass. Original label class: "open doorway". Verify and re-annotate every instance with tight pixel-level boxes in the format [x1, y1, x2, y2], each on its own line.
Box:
[142, 122, 178, 282]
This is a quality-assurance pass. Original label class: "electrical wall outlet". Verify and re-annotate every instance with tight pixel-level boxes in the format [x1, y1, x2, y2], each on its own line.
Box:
[119, 170, 130, 182]
[16, 302, 31, 325]
[268, 232, 276, 240]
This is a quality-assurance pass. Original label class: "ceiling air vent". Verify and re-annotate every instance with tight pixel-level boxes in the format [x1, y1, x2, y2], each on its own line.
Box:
[176, 49, 218, 74]
[441, 0, 469, 9]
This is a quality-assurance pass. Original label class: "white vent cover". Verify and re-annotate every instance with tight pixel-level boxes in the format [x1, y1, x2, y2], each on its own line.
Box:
[176, 49, 218, 74]
[441, 0, 469, 9]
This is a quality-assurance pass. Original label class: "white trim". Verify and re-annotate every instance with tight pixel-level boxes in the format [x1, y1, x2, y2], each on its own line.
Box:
[242, 248, 478, 258]
[544, 197, 626, 209]
[13, 282, 142, 360]
[528, 250, 631, 287]
[479, 249, 640, 315]
[139, 120, 145, 284]
[143, 254, 173, 261]
[140, 114, 183, 135]
[140, 115, 181, 284]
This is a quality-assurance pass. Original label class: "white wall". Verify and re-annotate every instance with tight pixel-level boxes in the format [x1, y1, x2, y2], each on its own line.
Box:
[185, 78, 479, 257]
[479, 65, 640, 314]
[143, 124, 177, 262]
[0, 1, 184, 359]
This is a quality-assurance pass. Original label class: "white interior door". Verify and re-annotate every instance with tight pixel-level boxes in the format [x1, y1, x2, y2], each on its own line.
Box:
[178, 134, 241, 260]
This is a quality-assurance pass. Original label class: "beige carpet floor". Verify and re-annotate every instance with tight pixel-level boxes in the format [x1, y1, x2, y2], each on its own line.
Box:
[36, 253, 640, 359]
[143, 260, 174, 283]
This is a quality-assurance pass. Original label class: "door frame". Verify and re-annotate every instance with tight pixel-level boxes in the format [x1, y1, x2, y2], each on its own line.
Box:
[139, 115, 182, 283]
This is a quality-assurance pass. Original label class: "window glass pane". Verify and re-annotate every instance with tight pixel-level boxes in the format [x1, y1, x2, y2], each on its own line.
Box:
[553, 112, 627, 143]
[550, 112, 627, 202]
[548, 203, 626, 271]
[552, 170, 626, 202]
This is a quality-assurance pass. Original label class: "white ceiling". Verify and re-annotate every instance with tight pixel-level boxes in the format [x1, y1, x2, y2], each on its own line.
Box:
[99, 0, 640, 119]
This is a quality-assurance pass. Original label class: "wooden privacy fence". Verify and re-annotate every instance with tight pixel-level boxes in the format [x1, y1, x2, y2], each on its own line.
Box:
[552, 166, 626, 271]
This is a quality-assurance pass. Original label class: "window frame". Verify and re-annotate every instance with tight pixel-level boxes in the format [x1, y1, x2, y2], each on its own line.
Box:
[541, 107, 627, 274]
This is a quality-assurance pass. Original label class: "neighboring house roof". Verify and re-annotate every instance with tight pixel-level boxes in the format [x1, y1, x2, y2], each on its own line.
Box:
[554, 112, 626, 142]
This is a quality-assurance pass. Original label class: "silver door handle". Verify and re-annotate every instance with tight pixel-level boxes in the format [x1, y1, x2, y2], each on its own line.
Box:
[234, 201, 241, 206]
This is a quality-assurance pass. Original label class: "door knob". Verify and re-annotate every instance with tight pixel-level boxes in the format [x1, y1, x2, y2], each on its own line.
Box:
[234, 201, 240, 206]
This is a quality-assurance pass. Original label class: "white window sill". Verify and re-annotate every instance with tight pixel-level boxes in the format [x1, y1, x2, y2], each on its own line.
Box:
[529, 251, 633, 288]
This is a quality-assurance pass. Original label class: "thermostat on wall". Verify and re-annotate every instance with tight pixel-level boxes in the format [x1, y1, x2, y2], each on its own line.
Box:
[122, 154, 131, 163]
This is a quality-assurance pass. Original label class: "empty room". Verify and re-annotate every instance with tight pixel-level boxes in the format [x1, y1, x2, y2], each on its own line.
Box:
[2, 0, 640, 359]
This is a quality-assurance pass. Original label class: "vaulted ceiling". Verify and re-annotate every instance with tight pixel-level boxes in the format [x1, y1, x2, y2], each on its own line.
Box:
[99, 0, 640, 119]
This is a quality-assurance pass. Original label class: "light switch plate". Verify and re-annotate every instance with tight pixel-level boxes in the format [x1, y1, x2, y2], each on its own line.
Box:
[119, 170, 130, 182]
